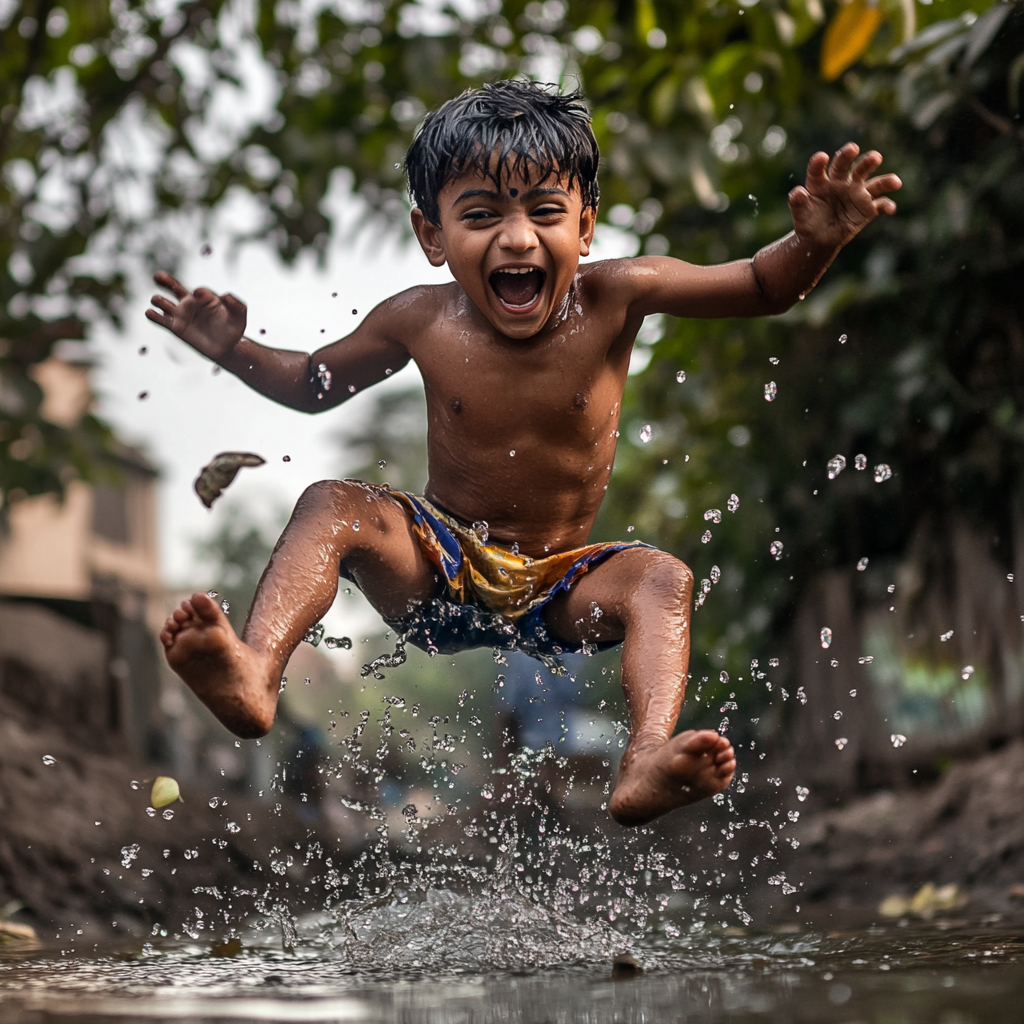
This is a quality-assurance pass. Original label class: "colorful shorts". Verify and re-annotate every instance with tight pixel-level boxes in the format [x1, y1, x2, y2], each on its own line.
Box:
[367, 491, 649, 658]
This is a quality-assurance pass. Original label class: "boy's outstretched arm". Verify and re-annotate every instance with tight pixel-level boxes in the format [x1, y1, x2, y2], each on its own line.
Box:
[627, 143, 901, 320]
[146, 272, 411, 412]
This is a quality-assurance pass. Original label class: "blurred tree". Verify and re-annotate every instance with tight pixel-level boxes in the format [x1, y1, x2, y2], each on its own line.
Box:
[7, 0, 1020, 789]
[193, 499, 283, 622]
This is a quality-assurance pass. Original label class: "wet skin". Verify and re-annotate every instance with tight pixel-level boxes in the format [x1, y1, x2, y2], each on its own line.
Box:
[152, 142, 899, 825]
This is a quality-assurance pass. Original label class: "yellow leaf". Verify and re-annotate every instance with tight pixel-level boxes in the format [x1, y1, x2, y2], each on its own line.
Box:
[820, 0, 885, 82]
[151, 776, 181, 808]
[878, 894, 909, 917]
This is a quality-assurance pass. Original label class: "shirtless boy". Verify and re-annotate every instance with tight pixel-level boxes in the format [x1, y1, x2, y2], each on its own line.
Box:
[149, 80, 900, 827]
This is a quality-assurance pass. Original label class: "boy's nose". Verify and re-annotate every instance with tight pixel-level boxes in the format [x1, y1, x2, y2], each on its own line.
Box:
[497, 213, 538, 253]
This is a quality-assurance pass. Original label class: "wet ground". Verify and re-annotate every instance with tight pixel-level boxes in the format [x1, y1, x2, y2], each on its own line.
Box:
[2, 908, 1023, 1023]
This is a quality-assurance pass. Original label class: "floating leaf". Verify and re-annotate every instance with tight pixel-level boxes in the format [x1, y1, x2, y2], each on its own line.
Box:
[820, 0, 885, 82]
[193, 452, 266, 508]
[151, 776, 181, 808]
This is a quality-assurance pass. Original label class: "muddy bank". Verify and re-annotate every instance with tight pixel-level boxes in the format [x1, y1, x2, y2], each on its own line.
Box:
[791, 737, 1024, 913]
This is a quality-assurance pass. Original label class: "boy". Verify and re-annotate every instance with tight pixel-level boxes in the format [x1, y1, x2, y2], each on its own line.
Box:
[148, 80, 900, 827]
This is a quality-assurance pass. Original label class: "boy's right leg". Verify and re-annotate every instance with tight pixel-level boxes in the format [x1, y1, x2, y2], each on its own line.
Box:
[160, 481, 440, 737]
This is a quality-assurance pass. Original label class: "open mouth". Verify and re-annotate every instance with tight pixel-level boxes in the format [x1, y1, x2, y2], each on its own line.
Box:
[489, 267, 546, 311]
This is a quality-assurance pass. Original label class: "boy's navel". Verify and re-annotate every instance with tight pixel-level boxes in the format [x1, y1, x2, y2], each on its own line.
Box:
[573, 392, 588, 410]
[450, 397, 462, 414]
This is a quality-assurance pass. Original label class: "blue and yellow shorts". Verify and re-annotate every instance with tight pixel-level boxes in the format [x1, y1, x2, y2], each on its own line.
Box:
[367, 490, 648, 657]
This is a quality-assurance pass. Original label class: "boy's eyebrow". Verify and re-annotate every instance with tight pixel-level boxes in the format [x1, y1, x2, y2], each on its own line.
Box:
[451, 185, 571, 205]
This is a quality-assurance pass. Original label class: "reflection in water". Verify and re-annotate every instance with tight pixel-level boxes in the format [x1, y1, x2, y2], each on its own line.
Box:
[2, 917, 1024, 1023]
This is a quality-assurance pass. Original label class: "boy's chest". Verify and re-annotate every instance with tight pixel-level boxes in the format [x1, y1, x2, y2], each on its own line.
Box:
[414, 328, 626, 435]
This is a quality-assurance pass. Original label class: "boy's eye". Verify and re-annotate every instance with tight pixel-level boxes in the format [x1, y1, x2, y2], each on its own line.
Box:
[462, 209, 498, 222]
[532, 205, 566, 218]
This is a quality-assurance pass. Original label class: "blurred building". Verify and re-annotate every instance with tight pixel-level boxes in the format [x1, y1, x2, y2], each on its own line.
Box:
[0, 353, 167, 759]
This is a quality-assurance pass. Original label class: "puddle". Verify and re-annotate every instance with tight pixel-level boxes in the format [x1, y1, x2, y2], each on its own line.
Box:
[2, 911, 1023, 1023]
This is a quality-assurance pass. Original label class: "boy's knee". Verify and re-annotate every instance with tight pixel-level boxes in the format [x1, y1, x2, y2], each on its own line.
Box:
[636, 553, 693, 608]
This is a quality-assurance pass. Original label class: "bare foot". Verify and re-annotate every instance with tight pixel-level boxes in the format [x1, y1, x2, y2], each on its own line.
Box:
[608, 729, 736, 827]
[160, 592, 278, 737]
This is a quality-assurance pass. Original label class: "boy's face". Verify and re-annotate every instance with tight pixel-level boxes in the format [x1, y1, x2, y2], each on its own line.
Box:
[411, 158, 596, 340]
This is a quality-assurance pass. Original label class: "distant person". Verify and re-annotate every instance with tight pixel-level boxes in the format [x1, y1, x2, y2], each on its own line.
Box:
[147, 80, 900, 826]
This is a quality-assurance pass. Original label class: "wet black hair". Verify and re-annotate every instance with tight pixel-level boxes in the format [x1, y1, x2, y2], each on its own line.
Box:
[405, 79, 600, 226]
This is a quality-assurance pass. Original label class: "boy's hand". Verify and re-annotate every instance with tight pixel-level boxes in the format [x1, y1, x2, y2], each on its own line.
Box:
[789, 143, 901, 250]
[146, 271, 247, 361]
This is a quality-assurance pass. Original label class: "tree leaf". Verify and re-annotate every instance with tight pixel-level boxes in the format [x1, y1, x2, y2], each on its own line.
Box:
[821, 0, 886, 81]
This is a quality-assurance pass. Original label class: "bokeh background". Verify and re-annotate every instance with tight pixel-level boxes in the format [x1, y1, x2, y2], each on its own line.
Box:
[2, 0, 1024, 941]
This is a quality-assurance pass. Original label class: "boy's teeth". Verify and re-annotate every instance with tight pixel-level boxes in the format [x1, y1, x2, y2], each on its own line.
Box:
[490, 268, 544, 307]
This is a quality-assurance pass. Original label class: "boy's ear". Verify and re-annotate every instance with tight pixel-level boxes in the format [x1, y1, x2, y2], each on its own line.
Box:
[411, 208, 448, 267]
[579, 205, 597, 258]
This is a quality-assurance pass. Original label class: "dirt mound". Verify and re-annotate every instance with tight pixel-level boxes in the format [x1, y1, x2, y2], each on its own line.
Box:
[793, 738, 1024, 911]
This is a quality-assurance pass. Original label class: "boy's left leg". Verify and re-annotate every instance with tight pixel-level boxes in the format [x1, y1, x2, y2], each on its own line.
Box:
[542, 547, 735, 826]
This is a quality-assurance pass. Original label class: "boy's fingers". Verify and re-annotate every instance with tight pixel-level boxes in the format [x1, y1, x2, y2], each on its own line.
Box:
[865, 173, 902, 196]
[805, 151, 830, 184]
[851, 150, 883, 181]
[222, 292, 247, 312]
[150, 295, 176, 314]
[829, 142, 860, 179]
[193, 287, 217, 302]
[154, 271, 189, 298]
[874, 197, 897, 215]
[144, 308, 165, 325]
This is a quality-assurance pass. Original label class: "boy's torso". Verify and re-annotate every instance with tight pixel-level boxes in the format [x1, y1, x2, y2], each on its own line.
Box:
[389, 261, 644, 557]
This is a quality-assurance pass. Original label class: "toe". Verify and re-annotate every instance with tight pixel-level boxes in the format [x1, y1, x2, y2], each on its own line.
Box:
[191, 592, 222, 620]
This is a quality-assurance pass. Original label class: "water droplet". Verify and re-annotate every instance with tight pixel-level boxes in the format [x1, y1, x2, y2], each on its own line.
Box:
[627, 525, 635, 532]
[857, 655, 874, 664]
[324, 636, 352, 650]
[675, 369, 687, 383]
[833, 710, 843, 720]
[1009, 573, 1015, 582]
[225, 821, 241, 833]
[352, 520, 360, 531]
[796, 786, 809, 801]
[764, 381, 777, 401]
[854, 454, 867, 470]
[719, 671, 729, 684]
[827, 454, 846, 479]
[206, 590, 218, 599]
[874, 463, 892, 483]
[839, 333, 847, 344]
[282, 455, 291, 462]
[890, 733, 907, 748]
[146, 806, 156, 816]
[770, 540, 784, 560]
[639, 424, 653, 443]
[209, 797, 220, 808]
[509, 450, 515, 457]
[703, 508, 722, 523]
[710, 565, 721, 583]
[940, 630, 953, 642]
[352, 309, 358, 315]
[769, 657, 780, 668]
[303, 623, 325, 646]
[701, 530, 712, 544]
[162, 808, 174, 820]
[316, 363, 332, 392]
[472, 521, 489, 542]
[887, 583, 895, 593]
[138, 346, 147, 355]
[820, 627, 832, 648]
[797, 686, 807, 704]
[961, 665, 975, 680]
[788, 809, 800, 822]
[137, 391, 148, 400]
[200, 243, 212, 256]
[41, 754, 56, 766]
[857, 557, 869, 571]
[220, 599, 230, 614]
[835, 737, 848, 750]
[727, 493, 740, 512]
[769, 356, 779, 365]
[378, 459, 387, 470]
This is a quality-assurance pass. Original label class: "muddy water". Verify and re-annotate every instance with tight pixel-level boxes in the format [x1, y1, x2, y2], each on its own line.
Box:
[2, 908, 1023, 1023]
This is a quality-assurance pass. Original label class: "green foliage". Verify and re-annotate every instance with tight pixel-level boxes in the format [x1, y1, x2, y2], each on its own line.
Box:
[6, 0, 1020, 714]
